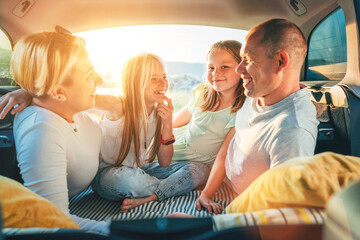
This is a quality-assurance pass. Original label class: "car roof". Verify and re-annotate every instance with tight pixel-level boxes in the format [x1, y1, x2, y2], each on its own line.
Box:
[0, 0, 338, 43]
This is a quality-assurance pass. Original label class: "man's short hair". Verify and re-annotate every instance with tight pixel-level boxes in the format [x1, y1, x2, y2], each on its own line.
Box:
[251, 18, 307, 64]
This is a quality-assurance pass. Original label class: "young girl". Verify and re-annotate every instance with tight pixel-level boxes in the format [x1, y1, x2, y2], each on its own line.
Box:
[172, 40, 249, 167]
[171, 40, 253, 214]
[92, 53, 210, 212]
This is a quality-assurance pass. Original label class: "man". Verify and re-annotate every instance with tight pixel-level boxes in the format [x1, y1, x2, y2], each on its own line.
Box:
[196, 18, 319, 214]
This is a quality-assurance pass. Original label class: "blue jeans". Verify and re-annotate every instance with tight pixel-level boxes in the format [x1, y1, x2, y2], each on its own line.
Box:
[92, 161, 210, 201]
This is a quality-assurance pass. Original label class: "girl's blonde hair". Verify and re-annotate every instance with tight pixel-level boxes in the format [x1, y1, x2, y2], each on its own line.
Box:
[114, 53, 164, 167]
[11, 31, 87, 96]
[200, 40, 246, 113]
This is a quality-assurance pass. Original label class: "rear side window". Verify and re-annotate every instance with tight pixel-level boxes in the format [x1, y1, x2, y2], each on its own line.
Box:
[76, 25, 247, 113]
[0, 29, 14, 86]
[306, 8, 347, 81]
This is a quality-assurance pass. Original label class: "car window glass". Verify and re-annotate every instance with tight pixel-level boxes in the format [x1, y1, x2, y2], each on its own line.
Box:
[76, 25, 248, 113]
[306, 8, 347, 81]
[0, 29, 14, 86]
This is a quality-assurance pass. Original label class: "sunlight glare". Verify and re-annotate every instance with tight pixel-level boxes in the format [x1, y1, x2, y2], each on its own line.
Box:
[75, 25, 247, 88]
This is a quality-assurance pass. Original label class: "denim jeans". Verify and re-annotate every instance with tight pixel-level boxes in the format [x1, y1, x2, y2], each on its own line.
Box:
[92, 161, 210, 201]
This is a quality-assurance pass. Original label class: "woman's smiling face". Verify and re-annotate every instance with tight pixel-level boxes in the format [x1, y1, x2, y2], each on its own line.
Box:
[61, 52, 103, 113]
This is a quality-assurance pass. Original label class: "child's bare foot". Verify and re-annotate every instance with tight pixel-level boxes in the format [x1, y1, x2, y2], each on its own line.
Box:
[120, 193, 158, 212]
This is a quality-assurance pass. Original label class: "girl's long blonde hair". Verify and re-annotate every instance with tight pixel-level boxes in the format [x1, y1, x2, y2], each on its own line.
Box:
[200, 40, 246, 113]
[114, 53, 164, 167]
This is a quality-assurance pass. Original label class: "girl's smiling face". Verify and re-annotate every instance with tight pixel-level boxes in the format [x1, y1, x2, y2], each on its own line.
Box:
[144, 67, 168, 106]
[206, 49, 241, 96]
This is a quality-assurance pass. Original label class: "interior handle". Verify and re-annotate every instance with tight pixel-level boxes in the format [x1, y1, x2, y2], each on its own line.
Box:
[0, 135, 13, 148]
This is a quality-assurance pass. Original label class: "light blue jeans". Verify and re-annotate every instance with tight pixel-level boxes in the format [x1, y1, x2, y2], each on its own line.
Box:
[92, 161, 210, 201]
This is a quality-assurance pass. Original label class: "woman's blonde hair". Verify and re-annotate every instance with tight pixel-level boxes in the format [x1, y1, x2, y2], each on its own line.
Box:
[114, 53, 164, 167]
[11, 31, 87, 96]
[200, 40, 246, 113]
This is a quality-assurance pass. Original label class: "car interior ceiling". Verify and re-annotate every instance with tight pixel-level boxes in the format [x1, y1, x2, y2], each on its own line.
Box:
[0, 0, 339, 42]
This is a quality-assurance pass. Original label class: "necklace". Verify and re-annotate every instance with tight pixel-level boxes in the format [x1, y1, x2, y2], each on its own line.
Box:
[69, 121, 78, 132]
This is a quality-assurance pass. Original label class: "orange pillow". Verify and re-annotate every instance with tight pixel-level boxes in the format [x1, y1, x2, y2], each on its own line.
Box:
[226, 152, 360, 213]
[0, 176, 80, 229]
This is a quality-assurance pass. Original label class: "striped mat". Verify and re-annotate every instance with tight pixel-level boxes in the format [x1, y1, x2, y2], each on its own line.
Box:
[69, 185, 325, 228]
[69, 183, 237, 221]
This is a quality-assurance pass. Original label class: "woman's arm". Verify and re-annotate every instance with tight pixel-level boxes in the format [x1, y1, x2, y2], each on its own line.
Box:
[94, 89, 125, 121]
[172, 103, 192, 128]
[15, 121, 71, 212]
[157, 96, 174, 167]
[196, 127, 235, 214]
[0, 88, 124, 121]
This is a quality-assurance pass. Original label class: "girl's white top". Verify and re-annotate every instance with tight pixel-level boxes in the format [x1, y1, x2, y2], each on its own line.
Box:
[100, 109, 157, 167]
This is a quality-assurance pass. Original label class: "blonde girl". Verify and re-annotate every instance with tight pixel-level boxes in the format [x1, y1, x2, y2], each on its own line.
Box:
[92, 53, 210, 212]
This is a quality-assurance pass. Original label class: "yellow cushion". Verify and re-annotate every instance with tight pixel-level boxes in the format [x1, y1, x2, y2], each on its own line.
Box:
[0, 176, 80, 229]
[226, 152, 360, 213]
[214, 207, 325, 230]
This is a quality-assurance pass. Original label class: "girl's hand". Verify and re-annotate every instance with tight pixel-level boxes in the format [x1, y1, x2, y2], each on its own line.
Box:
[157, 96, 173, 129]
[196, 194, 224, 214]
[157, 96, 174, 167]
[0, 89, 32, 119]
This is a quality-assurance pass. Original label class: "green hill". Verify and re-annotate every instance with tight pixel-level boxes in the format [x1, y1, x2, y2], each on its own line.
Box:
[0, 47, 14, 85]
[0, 47, 11, 63]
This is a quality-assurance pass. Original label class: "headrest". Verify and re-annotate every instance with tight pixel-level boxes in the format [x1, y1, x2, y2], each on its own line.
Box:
[308, 85, 348, 108]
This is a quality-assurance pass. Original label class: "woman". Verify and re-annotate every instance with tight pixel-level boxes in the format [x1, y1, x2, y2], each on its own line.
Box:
[10, 29, 108, 234]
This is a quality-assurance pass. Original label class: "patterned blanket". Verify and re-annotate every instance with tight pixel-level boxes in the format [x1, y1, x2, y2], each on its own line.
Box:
[69, 183, 237, 221]
[69, 183, 325, 231]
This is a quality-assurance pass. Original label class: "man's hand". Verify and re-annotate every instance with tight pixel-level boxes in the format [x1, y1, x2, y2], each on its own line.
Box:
[0, 89, 32, 119]
[196, 194, 224, 214]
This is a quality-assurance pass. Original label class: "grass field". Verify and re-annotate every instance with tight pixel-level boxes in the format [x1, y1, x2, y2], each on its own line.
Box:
[168, 89, 193, 114]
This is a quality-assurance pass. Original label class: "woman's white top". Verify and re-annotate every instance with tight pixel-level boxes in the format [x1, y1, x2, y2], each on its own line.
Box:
[14, 106, 108, 234]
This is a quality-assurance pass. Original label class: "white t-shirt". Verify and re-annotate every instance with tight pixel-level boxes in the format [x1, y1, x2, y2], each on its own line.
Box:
[225, 88, 319, 194]
[14, 106, 108, 234]
[100, 109, 157, 167]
